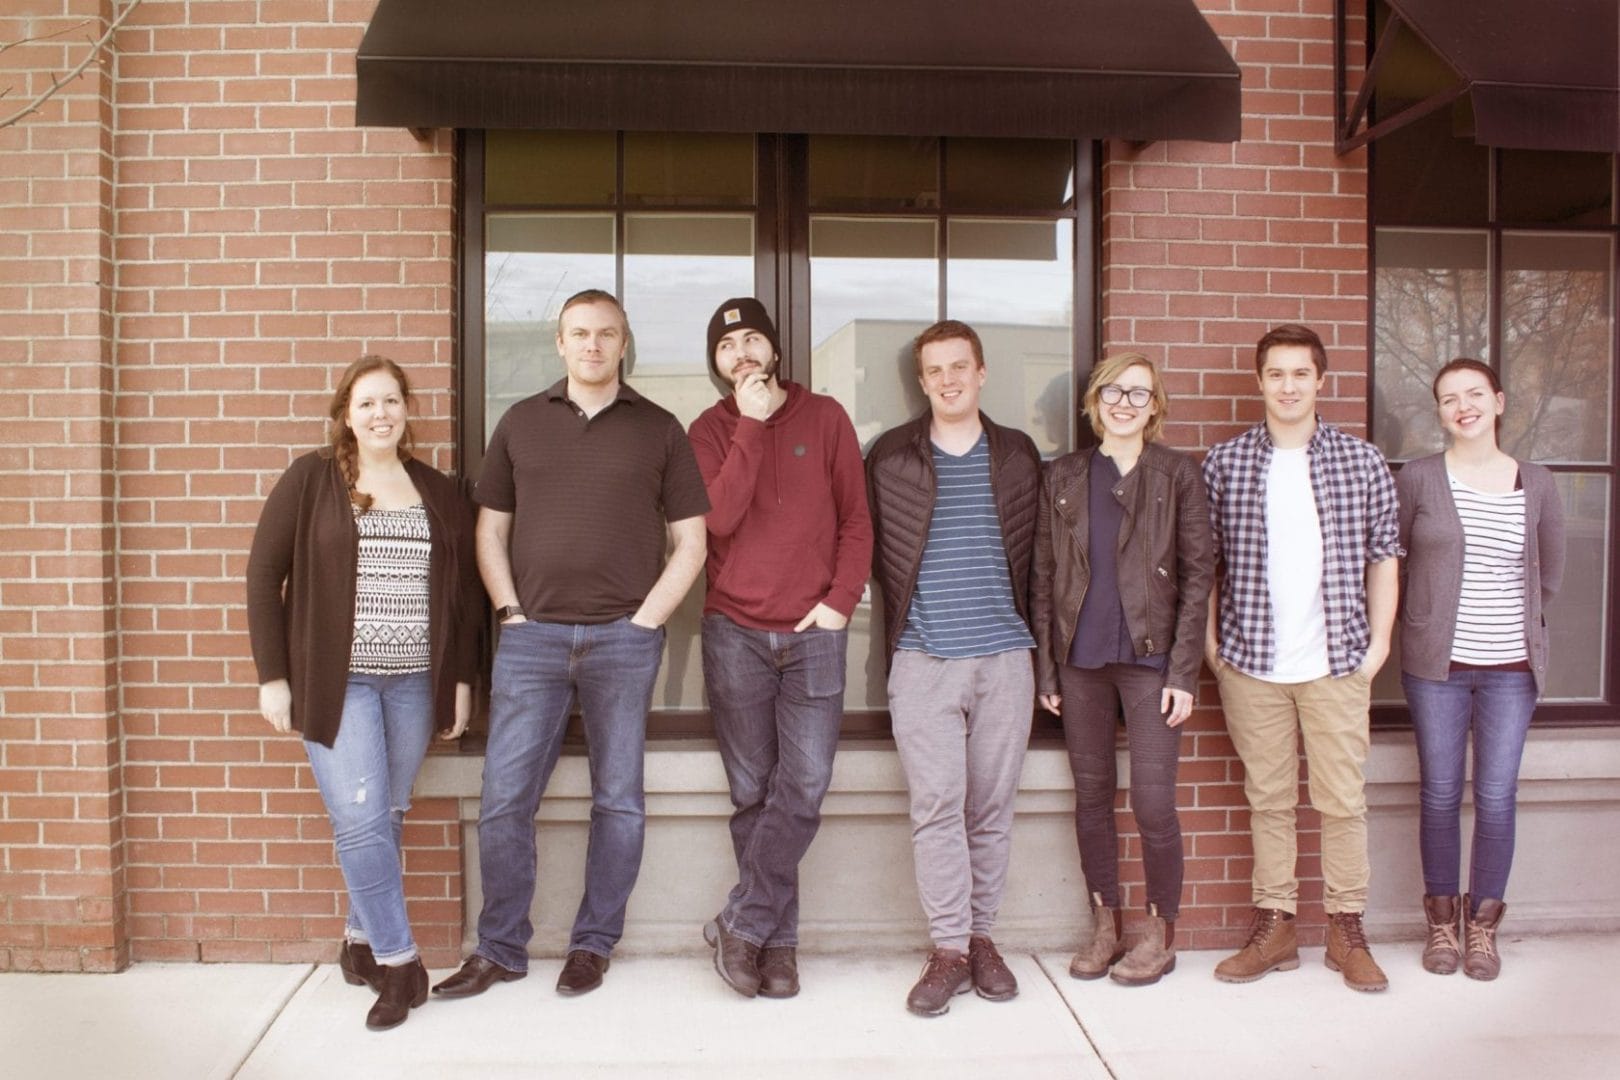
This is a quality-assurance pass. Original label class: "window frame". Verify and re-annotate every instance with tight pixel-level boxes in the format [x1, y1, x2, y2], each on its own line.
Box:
[1367, 142, 1620, 728]
[453, 130, 1099, 740]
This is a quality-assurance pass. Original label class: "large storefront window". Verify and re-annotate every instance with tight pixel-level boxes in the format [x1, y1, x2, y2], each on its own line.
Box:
[1371, 110, 1618, 716]
[462, 132, 1095, 729]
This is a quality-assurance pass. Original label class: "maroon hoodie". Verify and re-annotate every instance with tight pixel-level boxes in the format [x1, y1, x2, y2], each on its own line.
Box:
[688, 381, 873, 632]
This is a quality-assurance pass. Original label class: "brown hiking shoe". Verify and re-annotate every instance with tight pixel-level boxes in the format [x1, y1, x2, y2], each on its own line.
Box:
[967, 935, 1018, 1001]
[1325, 911, 1388, 992]
[1213, 907, 1299, 983]
[1069, 893, 1125, 980]
[1463, 896, 1505, 981]
[1110, 909, 1176, 987]
[757, 946, 799, 999]
[905, 948, 972, 1017]
[1421, 894, 1461, 975]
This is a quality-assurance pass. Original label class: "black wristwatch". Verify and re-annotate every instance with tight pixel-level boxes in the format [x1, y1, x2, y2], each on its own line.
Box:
[495, 604, 524, 621]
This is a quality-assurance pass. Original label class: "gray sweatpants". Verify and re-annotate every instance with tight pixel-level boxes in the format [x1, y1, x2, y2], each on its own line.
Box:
[888, 648, 1035, 952]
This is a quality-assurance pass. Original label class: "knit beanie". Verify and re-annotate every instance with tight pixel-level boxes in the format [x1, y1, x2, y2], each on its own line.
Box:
[706, 297, 781, 378]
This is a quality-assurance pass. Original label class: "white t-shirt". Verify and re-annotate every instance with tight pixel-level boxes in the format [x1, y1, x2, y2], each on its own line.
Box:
[1260, 445, 1330, 682]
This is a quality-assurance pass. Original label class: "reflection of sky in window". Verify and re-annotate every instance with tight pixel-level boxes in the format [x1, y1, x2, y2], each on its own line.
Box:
[811, 259, 937, 348]
[486, 252, 613, 324]
[625, 255, 754, 370]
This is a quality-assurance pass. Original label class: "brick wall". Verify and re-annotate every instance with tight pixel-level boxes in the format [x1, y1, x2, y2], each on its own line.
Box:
[1102, 0, 1368, 949]
[0, 0, 1373, 970]
[0, 0, 125, 974]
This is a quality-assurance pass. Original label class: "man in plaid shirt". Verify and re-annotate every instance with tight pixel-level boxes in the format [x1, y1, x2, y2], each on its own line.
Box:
[1202, 324, 1401, 993]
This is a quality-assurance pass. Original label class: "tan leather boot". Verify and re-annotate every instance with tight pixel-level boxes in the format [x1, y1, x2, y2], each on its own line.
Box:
[1109, 906, 1176, 987]
[1213, 907, 1299, 983]
[1421, 894, 1462, 975]
[1068, 892, 1125, 980]
[1463, 896, 1505, 981]
[1325, 911, 1388, 992]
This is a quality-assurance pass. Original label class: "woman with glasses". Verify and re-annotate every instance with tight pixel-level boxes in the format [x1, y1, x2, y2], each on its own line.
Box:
[1032, 352, 1214, 986]
[247, 355, 484, 1029]
[1397, 358, 1565, 980]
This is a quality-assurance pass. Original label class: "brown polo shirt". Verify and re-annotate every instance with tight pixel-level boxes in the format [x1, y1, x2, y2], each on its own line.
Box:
[476, 379, 710, 624]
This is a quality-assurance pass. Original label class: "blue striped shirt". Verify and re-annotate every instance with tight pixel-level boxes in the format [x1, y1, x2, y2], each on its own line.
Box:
[897, 434, 1035, 659]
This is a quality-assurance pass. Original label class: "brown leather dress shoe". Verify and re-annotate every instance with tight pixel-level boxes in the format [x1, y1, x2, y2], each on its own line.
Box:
[431, 954, 526, 998]
[556, 949, 610, 996]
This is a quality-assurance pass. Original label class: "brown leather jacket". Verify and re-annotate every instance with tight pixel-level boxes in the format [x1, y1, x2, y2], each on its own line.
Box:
[1032, 442, 1214, 696]
[865, 412, 1041, 669]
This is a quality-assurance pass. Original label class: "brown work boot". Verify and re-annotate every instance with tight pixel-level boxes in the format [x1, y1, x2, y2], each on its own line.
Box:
[1421, 894, 1462, 975]
[905, 948, 972, 1017]
[1068, 893, 1125, 980]
[1463, 896, 1505, 981]
[1324, 911, 1388, 992]
[1213, 907, 1299, 983]
[1110, 907, 1176, 987]
[967, 935, 1018, 1001]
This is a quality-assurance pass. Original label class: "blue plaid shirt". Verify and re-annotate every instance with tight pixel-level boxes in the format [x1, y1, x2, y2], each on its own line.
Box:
[1202, 419, 1402, 678]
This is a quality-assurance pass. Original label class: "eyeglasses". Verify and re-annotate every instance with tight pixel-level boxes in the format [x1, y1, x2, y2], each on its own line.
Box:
[1098, 384, 1153, 408]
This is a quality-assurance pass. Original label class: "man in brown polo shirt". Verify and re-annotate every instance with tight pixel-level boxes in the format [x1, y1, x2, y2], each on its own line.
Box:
[433, 289, 709, 1000]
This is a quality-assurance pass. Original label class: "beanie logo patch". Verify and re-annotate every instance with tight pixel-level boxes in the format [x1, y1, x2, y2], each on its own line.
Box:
[723, 308, 742, 325]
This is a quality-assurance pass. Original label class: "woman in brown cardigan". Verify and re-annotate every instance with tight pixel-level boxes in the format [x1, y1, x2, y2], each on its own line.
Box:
[246, 356, 482, 1030]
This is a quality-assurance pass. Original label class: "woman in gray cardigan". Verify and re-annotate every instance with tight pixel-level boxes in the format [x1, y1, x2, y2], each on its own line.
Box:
[1396, 358, 1565, 982]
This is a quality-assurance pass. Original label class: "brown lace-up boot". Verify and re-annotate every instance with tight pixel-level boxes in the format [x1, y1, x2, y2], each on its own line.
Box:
[1324, 911, 1388, 992]
[1068, 893, 1125, 980]
[1110, 905, 1176, 987]
[1421, 894, 1462, 975]
[1463, 896, 1505, 981]
[1213, 907, 1299, 983]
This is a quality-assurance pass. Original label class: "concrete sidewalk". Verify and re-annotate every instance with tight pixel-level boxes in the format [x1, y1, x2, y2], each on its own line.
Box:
[7, 935, 1616, 1079]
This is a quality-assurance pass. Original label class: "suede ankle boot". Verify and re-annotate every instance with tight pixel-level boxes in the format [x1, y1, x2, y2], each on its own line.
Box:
[1069, 892, 1125, 980]
[366, 957, 428, 1030]
[1110, 906, 1176, 986]
[1463, 895, 1506, 981]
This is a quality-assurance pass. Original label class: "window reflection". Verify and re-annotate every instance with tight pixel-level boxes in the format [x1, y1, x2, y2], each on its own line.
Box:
[948, 219, 1074, 457]
[484, 214, 616, 441]
[1501, 233, 1614, 465]
[1372, 228, 1489, 461]
[1545, 475, 1611, 701]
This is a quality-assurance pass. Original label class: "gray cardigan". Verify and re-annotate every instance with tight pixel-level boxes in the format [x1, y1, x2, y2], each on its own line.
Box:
[1395, 452, 1566, 695]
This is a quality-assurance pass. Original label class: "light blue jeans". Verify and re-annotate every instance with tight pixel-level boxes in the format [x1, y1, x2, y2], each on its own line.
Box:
[303, 671, 435, 964]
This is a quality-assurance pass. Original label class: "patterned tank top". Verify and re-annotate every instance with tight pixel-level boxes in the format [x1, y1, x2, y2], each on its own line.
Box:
[350, 503, 432, 674]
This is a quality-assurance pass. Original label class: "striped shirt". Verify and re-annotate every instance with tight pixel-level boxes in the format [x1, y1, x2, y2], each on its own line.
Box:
[1449, 473, 1528, 664]
[350, 503, 432, 674]
[897, 434, 1035, 659]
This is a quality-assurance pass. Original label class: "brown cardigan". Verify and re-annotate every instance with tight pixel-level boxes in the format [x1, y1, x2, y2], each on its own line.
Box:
[245, 451, 484, 747]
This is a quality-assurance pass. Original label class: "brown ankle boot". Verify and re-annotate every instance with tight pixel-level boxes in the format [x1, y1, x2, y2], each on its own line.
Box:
[1421, 894, 1461, 975]
[1068, 893, 1125, 980]
[1213, 907, 1298, 983]
[1325, 911, 1388, 992]
[1110, 906, 1176, 987]
[1463, 896, 1505, 981]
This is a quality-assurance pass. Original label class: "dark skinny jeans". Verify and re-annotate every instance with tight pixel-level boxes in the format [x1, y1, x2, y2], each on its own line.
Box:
[1059, 662, 1184, 917]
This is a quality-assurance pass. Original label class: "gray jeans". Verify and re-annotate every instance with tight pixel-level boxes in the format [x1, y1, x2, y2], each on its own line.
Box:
[888, 648, 1035, 952]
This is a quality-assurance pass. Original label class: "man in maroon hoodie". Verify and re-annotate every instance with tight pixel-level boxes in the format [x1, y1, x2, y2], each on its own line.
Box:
[689, 297, 873, 1000]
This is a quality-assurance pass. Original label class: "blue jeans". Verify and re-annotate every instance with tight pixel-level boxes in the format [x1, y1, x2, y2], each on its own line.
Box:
[702, 614, 848, 948]
[303, 671, 435, 964]
[474, 617, 665, 971]
[1402, 668, 1537, 903]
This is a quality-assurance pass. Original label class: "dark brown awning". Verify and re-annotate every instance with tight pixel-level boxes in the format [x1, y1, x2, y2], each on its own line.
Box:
[356, 0, 1241, 143]
[1338, 0, 1619, 154]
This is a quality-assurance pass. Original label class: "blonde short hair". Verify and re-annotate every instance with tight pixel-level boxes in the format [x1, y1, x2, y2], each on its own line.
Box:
[1082, 352, 1168, 443]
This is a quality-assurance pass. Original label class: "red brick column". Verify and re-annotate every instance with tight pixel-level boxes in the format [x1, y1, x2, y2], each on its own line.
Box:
[0, 0, 127, 973]
[1101, 0, 1370, 949]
